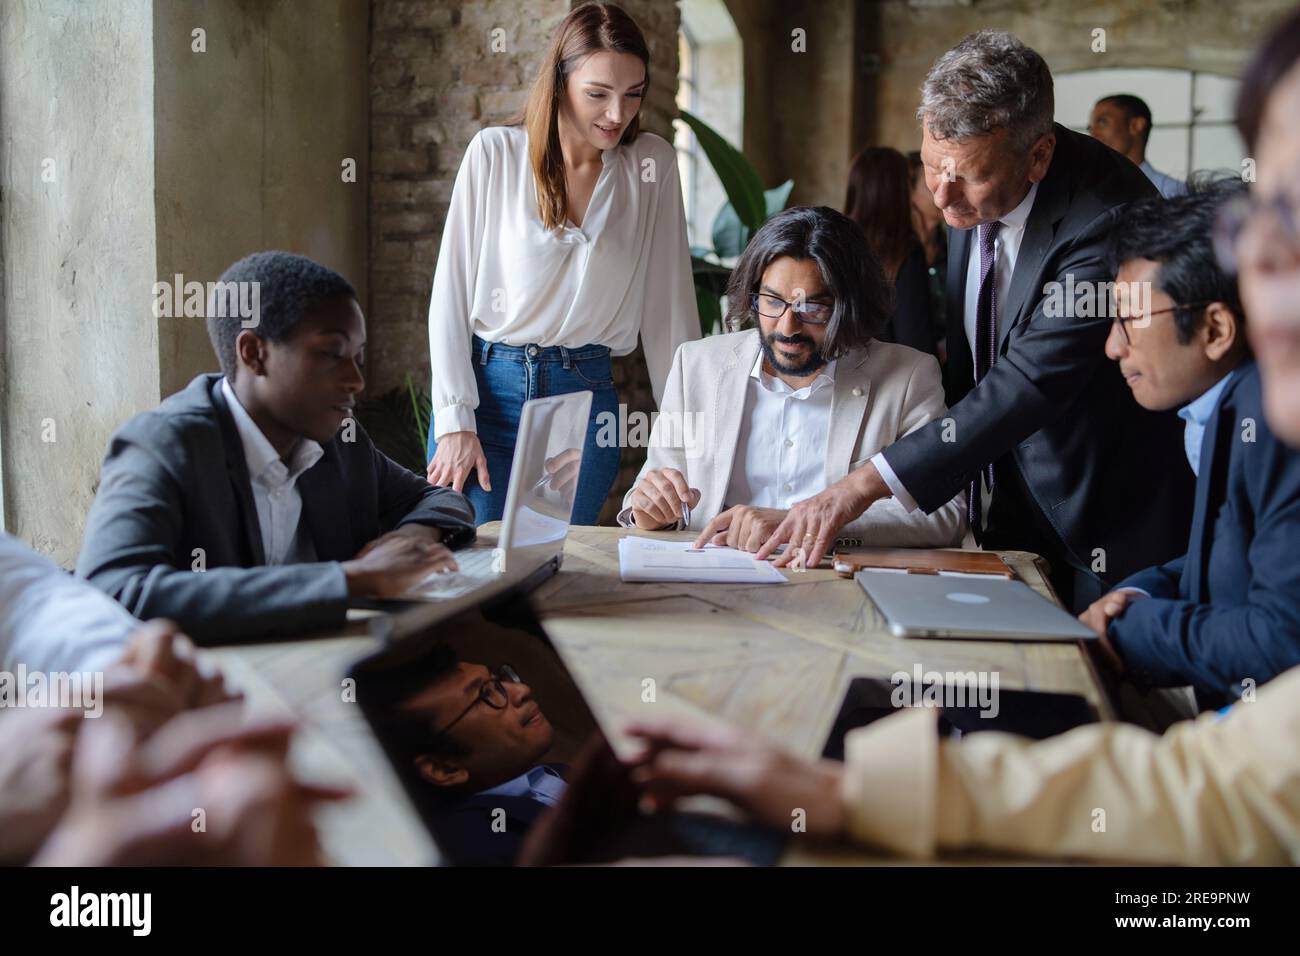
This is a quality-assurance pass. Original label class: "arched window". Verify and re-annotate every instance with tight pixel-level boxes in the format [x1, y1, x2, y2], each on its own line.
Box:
[1054, 67, 1244, 180]
[676, 0, 743, 249]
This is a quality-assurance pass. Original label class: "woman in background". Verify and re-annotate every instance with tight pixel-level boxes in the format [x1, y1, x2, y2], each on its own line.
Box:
[844, 146, 934, 356]
[907, 150, 948, 363]
[424, 3, 698, 524]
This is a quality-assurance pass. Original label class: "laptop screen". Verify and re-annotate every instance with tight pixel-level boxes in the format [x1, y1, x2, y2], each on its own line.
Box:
[350, 589, 789, 866]
[350, 590, 602, 865]
[498, 391, 592, 573]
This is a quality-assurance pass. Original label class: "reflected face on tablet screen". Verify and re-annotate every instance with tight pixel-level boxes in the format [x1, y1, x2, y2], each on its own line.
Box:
[401, 661, 554, 793]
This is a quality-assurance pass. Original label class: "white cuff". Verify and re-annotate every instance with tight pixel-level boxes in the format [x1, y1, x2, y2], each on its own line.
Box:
[869, 452, 919, 513]
[433, 403, 477, 441]
[616, 505, 682, 531]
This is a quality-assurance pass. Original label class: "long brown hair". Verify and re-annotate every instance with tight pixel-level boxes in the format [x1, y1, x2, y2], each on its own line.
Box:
[512, 3, 649, 231]
[843, 146, 918, 281]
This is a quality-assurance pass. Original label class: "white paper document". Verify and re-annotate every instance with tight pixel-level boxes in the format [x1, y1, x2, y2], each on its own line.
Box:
[618, 536, 788, 584]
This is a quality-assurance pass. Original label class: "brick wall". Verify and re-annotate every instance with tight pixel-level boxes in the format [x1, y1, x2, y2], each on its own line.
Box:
[368, 0, 682, 521]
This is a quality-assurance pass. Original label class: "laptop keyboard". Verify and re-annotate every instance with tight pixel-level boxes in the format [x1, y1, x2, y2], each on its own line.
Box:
[405, 547, 499, 600]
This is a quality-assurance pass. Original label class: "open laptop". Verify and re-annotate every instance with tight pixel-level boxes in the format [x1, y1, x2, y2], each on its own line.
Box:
[349, 588, 788, 866]
[400, 390, 592, 605]
[855, 569, 1099, 641]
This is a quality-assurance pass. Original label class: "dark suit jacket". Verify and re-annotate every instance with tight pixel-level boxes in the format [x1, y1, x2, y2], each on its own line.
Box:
[1111, 363, 1300, 705]
[75, 374, 476, 644]
[883, 124, 1194, 586]
[431, 792, 552, 866]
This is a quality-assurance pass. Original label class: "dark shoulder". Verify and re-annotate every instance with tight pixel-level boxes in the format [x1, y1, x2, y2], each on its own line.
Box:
[1221, 361, 1264, 421]
[110, 374, 225, 456]
[1051, 124, 1158, 216]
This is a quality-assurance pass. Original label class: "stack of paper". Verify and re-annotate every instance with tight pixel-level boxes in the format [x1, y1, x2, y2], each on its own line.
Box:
[617, 536, 788, 584]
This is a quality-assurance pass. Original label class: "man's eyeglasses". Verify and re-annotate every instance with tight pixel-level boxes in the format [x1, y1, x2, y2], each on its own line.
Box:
[430, 663, 522, 744]
[1213, 189, 1300, 274]
[1112, 302, 1210, 345]
[751, 292, 834, 326]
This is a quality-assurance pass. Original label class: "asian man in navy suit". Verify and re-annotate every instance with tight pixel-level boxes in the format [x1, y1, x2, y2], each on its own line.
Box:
[1080, 183, 1300, 709]
[367, 644, 566, 866]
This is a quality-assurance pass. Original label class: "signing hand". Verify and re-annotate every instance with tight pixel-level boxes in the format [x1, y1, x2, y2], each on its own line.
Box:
[694, 505, 787, 553]
[427, 430, 491, 494]
[624, 714, 847, 839]
[755, 464, 889, 567]
[628, 468, 701, 531]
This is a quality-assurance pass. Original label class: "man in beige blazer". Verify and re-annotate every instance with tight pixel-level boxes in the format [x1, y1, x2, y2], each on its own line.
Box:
[618, 206, 965, 552]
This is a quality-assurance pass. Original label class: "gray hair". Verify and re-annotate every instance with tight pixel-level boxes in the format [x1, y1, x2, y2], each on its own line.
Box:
[917, 30, 1055, 153]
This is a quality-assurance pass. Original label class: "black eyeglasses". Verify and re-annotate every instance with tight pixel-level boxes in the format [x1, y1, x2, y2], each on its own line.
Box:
[1213, 189, 1300, 274]
[750, 292, 834, 326]
[1112, 302, 1210, 345]
[430, 663, 521, 744]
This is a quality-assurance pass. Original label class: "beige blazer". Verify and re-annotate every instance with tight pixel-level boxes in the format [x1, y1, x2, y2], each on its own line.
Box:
[842, 663, 1300, 865]
[621, 329, 966, 549]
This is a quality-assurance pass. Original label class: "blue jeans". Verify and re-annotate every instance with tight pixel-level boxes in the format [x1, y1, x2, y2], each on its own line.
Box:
[428, 335, 621, 526]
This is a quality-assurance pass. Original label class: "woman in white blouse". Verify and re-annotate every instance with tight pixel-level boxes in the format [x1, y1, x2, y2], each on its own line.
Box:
[424, 2, 699, 524]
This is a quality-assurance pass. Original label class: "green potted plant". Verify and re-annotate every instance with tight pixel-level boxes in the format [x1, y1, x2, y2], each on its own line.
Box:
[680, 108, 793, 336]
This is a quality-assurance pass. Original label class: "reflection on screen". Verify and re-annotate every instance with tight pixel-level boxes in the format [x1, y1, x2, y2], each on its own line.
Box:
[501, 395, 588, 555]
[353, 596, 599, 865]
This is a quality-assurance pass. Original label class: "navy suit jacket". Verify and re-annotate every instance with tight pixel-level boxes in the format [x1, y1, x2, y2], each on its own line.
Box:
[431, 792, 552, 866]
[1111, 362, 1300, 705]
[76, 374, 476, 644]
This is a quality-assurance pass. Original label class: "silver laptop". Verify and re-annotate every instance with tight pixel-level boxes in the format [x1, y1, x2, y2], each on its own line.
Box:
[401, 390, 593, 604]
[855, 569, 1098, 641]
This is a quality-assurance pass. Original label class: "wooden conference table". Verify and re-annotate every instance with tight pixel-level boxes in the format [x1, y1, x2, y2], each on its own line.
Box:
[210, 524, 1111, 866]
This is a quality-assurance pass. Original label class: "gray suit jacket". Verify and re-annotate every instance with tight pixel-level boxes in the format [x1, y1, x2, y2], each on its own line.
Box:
[75, 374, 476, 644]
[621, 330, 965, 548]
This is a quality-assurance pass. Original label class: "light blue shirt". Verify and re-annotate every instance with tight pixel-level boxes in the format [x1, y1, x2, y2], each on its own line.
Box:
[1178, 369, 1240, 477]
[477, 764, 566, 808]
[1140, 160, 1189, 199]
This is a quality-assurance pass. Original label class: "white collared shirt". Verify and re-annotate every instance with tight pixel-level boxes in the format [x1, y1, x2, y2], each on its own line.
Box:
[874, 181, 1040, 514]
[427, 125, 698, 440]
[724, 353, 837, 511]
[220, 378, 324, 566]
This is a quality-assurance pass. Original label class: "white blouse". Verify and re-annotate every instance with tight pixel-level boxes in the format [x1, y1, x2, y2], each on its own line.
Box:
[427, 124, 699, 440]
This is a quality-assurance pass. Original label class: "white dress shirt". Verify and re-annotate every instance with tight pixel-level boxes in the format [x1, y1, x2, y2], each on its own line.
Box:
[220, 378, 323, 566]
[873, 181, 1041, 513]
[427, 125, 698, 440]
[0, 532, 137, 672]
[724, 353, 837, 510]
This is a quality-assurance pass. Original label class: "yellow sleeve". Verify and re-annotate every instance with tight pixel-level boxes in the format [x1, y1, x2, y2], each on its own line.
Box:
[841, 667, 1300, 865]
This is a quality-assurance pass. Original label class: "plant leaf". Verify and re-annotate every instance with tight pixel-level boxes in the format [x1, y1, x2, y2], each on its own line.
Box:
[678, 109, 766, 232]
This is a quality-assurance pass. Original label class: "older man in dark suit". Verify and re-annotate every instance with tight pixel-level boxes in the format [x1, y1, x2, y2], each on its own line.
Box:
[758, 30, 1193, 611]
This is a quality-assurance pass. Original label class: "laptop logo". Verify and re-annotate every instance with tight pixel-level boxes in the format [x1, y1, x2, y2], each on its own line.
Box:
[945, 592, 991, 605]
